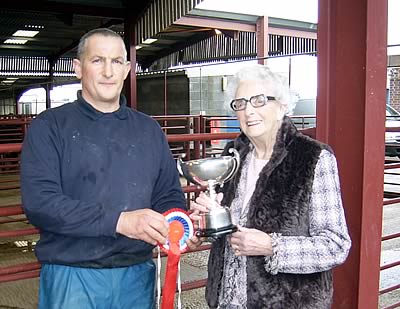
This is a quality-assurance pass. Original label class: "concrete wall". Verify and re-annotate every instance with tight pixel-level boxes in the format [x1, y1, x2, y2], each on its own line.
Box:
[136, 69, 235, 117]
[189, 75, 234, 116]
[136, 71, 190, 115]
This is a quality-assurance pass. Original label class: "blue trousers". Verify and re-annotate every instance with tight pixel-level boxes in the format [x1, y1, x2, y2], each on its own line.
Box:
[38, 261, 156, 309]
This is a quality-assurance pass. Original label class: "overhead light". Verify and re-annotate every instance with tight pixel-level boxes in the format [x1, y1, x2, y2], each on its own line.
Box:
[4, 39, 28, 44]
[142, 38, 157, 44]
[214, 29, 222, 35]
[2, 78, 18, 84]
[25, 24, 44, 29]
[13, 30, 39, 37]
[135, 45, 143, 50]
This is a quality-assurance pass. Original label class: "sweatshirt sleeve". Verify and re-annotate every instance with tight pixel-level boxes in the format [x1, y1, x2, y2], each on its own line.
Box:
[273, 150, 352, 274]
[150, 129, 186, 214]
[21, 117, 120, 238]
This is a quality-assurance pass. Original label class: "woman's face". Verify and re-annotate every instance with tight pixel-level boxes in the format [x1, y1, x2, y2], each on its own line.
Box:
[234, 80, 286, 142]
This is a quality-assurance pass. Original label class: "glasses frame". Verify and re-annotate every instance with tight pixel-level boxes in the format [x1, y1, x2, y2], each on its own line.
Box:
[230, 94, 276, 111]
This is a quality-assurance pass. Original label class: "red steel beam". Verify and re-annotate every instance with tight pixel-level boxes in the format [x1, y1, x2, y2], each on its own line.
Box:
[0, 143, 22, 153]
[256, 16, 268, 65]
[383, 198, 400, 205]
[317, 0, 388, 308]
[0, 270, 41, 283]
[174, 16, 256, 32]
[382, 302, 400, 309]
[380, 260, 400, 271]
[0, 228, 39, 238]
[0, 262, 41, 276]
[181, 278, 207, 292]
[0, 205, 24, 216]
[167, 132, 239, 143]
[382, 232, 400, 241]
[380, 284, 400, 295]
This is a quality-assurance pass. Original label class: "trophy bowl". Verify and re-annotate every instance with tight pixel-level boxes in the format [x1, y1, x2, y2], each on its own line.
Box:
[177, 148, 240, 238]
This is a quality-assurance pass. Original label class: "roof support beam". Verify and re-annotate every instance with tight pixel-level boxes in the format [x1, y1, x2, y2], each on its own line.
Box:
[174, 16, 317, 40]
[0, 1, 125, 18]
[174, 16, 256, 32]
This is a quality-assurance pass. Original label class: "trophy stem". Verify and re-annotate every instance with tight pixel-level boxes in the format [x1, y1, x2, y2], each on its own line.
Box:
[207, 179, 217, 204]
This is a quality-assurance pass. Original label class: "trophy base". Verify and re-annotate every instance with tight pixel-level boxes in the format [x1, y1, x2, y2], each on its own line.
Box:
[195, 224, 238, 239]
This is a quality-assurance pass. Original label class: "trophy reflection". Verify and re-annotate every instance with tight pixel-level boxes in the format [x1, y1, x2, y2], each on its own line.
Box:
[177, 148, 240, 238]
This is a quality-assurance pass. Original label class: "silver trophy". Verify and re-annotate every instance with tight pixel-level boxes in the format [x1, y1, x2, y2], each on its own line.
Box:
[177, 148, 240, 238]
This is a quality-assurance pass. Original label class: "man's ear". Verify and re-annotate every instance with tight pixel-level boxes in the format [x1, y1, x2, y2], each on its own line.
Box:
[73, 59, 82, 79]
[123, 61, 131, 80]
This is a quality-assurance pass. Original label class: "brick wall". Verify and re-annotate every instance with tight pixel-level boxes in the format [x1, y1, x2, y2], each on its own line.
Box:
[389, 68, 400, 111]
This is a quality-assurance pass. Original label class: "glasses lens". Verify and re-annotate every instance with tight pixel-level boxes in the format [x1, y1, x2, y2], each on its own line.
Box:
[251, 95, 266, 107]
[232, 98, 247, 110]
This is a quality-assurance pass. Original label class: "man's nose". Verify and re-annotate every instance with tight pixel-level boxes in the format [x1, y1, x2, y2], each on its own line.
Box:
[102, 61, 113, 77]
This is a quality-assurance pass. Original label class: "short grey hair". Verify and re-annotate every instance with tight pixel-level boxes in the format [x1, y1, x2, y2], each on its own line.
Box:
[228, 64, 296, 114]
[76, 28, 126, 60]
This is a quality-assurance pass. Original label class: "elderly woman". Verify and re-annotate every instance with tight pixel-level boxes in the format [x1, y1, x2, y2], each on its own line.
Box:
[188, 64, 351, 309]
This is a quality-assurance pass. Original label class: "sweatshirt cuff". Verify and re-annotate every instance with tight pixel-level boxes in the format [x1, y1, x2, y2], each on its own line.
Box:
[100, 204, 121, 237]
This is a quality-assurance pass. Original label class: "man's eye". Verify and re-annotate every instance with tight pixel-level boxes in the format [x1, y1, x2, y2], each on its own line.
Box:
[113, 59, 123, 64]
[92, 58, 101, 64]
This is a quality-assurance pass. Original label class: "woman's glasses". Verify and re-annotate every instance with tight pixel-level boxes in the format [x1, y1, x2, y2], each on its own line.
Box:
[230, 94, 276, 111]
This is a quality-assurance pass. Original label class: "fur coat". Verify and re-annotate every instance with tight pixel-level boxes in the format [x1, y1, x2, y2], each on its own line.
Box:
[205, 116, 333, 309]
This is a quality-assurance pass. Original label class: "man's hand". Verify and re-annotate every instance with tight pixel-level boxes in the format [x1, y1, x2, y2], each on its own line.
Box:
[116, 209, 169, 245]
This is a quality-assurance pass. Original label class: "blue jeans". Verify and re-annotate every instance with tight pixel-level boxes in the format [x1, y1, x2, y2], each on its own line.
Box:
[38, 261, 156, 309]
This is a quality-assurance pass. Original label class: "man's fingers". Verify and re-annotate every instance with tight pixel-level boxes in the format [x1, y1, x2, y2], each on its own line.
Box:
[143, 224, 168, 245]
[117, 209, 170, 245]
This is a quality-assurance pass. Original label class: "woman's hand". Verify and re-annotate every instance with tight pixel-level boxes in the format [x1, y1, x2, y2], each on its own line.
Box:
[185, 235, 203, 250]
[229, 226, 273, 256]
[189, 192, 223, 221]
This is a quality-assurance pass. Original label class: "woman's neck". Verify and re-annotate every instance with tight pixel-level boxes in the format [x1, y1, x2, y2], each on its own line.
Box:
[251, 119, 282, 160]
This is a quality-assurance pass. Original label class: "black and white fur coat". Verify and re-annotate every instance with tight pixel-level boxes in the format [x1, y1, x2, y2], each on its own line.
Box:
[205, 116, 333, 309]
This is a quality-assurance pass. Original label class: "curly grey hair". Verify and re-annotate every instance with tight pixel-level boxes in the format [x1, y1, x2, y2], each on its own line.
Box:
[76, 28, 126, 60]
[228, 64, 296, 115]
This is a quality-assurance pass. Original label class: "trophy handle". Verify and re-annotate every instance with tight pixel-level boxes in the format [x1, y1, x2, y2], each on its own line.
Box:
[177, 156, 184, 176]
[223, 148, 240, 183]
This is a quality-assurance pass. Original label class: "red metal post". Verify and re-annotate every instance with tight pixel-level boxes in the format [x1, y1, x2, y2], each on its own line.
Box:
[256, 16, 268, 65]
[317, 0, 388, 308]
[124, 14, 137, 109]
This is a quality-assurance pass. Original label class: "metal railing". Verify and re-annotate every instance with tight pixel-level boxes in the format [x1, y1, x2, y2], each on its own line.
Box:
[0, 114, 399, 308]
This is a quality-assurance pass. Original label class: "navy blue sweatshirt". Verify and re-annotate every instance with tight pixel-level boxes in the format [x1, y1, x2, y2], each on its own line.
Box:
[21, 92, 186, 267]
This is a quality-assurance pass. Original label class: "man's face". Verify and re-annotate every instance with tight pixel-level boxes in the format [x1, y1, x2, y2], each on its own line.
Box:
[73, 34, 131, 111]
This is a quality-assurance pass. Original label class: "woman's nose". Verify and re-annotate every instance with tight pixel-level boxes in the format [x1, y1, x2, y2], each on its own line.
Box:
[244, 102, 256, 115]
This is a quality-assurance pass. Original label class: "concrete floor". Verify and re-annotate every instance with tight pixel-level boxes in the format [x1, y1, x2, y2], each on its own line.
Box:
[1, 167, 400, 308]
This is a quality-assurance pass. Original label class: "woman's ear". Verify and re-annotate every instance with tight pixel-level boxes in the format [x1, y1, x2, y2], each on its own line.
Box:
[277, 103, 288, 120]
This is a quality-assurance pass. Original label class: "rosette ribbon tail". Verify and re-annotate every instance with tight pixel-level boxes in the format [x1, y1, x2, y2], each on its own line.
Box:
[161, 242, 181, 309]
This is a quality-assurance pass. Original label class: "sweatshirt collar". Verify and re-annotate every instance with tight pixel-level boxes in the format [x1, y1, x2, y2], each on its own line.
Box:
[76, 90, 128, 120]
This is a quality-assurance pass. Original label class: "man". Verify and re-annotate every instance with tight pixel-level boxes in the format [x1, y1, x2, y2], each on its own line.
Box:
[21, 28, 186, 308]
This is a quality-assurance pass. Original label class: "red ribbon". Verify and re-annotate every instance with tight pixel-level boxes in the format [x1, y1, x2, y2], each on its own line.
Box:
[161, 221, 184, 309]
